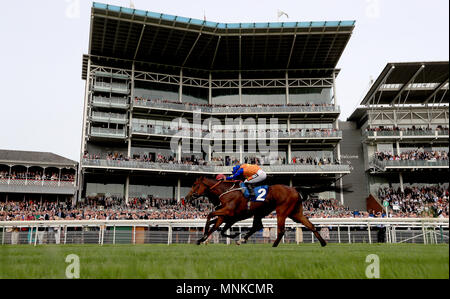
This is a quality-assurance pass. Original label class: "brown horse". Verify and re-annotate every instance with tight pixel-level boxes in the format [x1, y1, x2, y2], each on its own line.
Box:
[185, 176, 350, 247]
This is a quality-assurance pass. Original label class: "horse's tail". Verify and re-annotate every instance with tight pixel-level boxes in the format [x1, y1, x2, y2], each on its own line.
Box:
[295, 184, 352, 202]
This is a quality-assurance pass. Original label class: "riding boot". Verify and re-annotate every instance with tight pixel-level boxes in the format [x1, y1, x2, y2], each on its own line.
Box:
[246, 184, 256, 198]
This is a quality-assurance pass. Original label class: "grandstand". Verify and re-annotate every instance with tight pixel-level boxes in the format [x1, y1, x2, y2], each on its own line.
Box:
[0, 150, 78, 204]
[346, 61, 449, 214]
[78, 3, 355, 205]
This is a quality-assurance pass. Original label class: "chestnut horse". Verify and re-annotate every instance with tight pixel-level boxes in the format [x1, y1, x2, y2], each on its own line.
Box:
[185, 176, 350, 247]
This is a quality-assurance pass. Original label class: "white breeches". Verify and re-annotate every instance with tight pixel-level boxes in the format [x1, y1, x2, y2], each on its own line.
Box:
[244, 169, 267, 184]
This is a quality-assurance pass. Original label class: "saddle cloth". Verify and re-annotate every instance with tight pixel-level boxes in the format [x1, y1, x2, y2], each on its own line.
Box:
[240, 183, 269, 202]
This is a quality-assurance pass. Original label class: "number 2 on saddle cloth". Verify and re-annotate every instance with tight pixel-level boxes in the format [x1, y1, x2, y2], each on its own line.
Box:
[240, 183, 269, 202]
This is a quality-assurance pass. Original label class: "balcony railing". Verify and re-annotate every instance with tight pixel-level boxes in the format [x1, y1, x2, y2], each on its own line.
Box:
[131, 126, 342, 140]
[92, 96, 129, 109]
[0, 179, 74, 187]
[133, 99, 340, 115]
[94, 71, 130, 80]
[372, 159, 449, 170]
[364, 130, 449, 139]
[82, 159, 351, 174]
[0, 179, 76, 195]
[90, 127, 127, 138]
[93, 82, 129, 94]
[91, 112, 128, 124]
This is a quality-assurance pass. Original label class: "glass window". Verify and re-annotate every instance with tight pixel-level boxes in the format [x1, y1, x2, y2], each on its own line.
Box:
[86, 183, 124, 197]
[134, 82, 179, 101]
[377, 143, 394, 153]
[212, 88, 239, 105]
[241, 88, 286, 105]
[289, 87, 332, 105]
[182, 86, 209, 104]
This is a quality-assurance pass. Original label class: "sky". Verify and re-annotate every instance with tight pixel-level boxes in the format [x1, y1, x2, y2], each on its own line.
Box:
[0, 0, 448, 162]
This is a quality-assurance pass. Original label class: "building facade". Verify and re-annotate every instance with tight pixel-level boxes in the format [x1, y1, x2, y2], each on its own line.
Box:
[347, 61, 449, 211]
[0, 150, 78, 203]
[78, 3, 355, 204]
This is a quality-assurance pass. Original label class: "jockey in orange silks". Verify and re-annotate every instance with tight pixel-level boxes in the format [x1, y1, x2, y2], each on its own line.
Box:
[225, 164, 267, 198]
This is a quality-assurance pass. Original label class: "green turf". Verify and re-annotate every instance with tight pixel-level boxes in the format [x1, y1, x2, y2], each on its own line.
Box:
[0, 244, 448, 279]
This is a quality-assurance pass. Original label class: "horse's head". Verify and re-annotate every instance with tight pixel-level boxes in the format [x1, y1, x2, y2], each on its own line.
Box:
[185, 176, 211, 202]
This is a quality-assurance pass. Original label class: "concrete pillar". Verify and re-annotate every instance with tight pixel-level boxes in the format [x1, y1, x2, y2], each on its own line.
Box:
[238, 72, 242, 105]
[285, 71, 289, 104]
[332, 70, 344, 206]
[125, 176, 130, 204]
[179, 69, 183, 103]
[128, 62, 135, 158]
[288, 142, 292, 164]
[177, 179, 181, 203]
[208, 143, 212, 162]
[396, 141, 400, 155]
[178, 140, 182, 163]
[399, 173, 404, 193]
[239, 118, 243, 163]
[78, 57, 92, 203]
[208, 72, 212, 105]
[287, 118, 292, 164]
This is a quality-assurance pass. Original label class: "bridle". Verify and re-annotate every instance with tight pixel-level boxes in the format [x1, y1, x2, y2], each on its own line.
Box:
[190, 178, 240, 199]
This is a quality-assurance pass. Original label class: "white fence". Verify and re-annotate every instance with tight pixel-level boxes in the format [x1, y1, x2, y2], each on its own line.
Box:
[0, 218, 448, 246]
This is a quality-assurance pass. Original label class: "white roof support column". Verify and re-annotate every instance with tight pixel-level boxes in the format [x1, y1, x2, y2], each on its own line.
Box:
[177, 178, 181, 203]
[332, 70, 339, 130]
[332, 70, 344, 205]
[424, 79, 449, 104]
[239, 118, 243, 163]
[125, 175, 130, 204]
[128, 62, 135, 158]
[179, 69, 183, 103]
[208, 72, 212, 105]
[239, 71, 242, 105]
[390, 64, 425, 106]
[399, 173, 404, 193]
[285, 71, 290, 104]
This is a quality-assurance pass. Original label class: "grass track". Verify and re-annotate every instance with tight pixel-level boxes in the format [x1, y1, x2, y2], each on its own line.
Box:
[0, 244, 448, 279]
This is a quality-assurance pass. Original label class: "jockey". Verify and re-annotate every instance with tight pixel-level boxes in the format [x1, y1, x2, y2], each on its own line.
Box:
[225, 164, 267, 198]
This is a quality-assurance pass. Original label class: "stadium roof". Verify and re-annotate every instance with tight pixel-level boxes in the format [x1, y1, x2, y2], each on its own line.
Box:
[86, 2, 355, 72]
[0, 150, 78, 168]
[359, 61, 449, 106]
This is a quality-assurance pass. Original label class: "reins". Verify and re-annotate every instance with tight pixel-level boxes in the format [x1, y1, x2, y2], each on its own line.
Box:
[205, 179, 242, 199]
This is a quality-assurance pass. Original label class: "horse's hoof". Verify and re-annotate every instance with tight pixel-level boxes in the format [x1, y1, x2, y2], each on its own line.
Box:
[196, 240, 202, 245]
[235, 240, 241, 246]
[320, 241, 327, 247]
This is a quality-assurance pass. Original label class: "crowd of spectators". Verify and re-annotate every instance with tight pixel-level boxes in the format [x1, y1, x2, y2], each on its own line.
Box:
[366, 125, 449, 133]
[134, 97, 334, 109]
[375, 149, 448, 161]
[2, 185, 448, 221]
[83, 150, 340, 167]
[0, 196, 213, 221]
[0, 171, 75, 182]
[83, 151, 209, 166]
[134, 123, 339, 139]
[378, 185, 449, 218]
[291, 156, 333, 166]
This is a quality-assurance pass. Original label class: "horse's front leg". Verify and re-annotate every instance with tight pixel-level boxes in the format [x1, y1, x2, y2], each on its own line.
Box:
[197, 208, 232, 245]
[197, 212, 216, 245]
[197, 216, 224, 245]
[219, 219, 240, 239]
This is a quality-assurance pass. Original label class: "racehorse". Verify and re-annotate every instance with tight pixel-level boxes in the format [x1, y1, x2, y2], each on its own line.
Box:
[185, 176, 350, 247]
